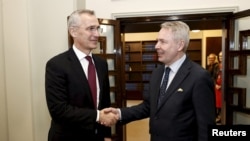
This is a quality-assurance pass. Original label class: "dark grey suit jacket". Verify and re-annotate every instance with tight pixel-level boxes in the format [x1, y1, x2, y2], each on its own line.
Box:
[120, 57, 216, 141]
[45, 47, 111, 141]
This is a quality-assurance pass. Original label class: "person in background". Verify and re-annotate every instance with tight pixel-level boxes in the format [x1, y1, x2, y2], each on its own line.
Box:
[45, 9, 117, 141]
[206, 53, 219, 81]
[215, 51, 223, 123]
[104, 21, 216, 141]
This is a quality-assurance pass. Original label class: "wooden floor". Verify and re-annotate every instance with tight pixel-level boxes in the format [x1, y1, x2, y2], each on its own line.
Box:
[126, 100, 150, 141]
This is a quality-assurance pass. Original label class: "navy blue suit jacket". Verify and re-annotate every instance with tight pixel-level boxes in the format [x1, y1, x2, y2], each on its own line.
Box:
[120, 57, 216, 141]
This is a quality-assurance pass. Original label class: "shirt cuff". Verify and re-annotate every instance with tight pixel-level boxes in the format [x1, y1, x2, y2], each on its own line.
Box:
[117, 108, 122, 120]
[96, 110, 99, 122]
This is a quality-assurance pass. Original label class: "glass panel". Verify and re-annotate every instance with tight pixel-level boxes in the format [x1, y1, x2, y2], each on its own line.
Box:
[238, 16, 250, 31]
[109, 75, 115, 87]
[100, 25, 114, 54]
[234, 111, 250, 124]
[233, 93, 238, 105]
[110, 91, 115, 104]
[246, 56, 250, 108]
[230, 19, 239, 50]
[231, 17, 250, 50]
[242, 36, 250, 50]
[240, 30, 250, 50]
[107, 59, 115, 70]
[234, 56, 250, 108]
[111, 125, 116, 134]
[232, 56, 239, 69]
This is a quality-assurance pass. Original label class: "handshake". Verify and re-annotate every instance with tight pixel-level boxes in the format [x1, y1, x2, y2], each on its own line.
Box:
[99, 107, 120, 127]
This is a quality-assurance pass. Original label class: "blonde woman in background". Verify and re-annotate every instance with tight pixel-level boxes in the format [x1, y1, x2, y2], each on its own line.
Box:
[206, 53, 219, 81]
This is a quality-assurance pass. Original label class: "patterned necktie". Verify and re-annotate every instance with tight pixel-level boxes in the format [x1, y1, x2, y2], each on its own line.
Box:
[158, 67, 171, 107]
[86, 56, 97, 108]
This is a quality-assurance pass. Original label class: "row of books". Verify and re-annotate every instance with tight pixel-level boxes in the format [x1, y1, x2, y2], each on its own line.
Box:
[125, 64, 158, 71]
[125, 83, 150, 90]
[125, 54, 157, 61]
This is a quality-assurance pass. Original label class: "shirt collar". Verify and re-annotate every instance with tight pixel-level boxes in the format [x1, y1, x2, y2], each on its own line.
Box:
[167, 54, 186, 73]
[72, 45, 92, 61]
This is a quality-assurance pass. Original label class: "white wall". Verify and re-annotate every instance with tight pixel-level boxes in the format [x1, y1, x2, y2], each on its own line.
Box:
[0, 0, 250, 141]
[86, 0, 241, 19]
[3, 0, 34, 140]
[0, 0, 77, 141]
[29, 1, 76, 140]
[0, 0, 8, 141]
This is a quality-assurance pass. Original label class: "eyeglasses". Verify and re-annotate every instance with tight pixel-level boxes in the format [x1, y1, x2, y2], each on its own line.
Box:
[72, 25, 103, 34]
[86, 26, 103, 33]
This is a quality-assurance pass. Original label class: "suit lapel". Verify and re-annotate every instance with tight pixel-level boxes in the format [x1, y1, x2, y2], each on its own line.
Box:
[68, 48, 94, 104]
[92, 55, 103, 94]
[156, 58, 191, 111]
[68, 48, 88, 81]
[153, 66, 165, 111]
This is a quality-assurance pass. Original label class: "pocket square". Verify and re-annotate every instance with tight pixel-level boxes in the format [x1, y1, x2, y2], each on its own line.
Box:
[177, 88, 183, 92]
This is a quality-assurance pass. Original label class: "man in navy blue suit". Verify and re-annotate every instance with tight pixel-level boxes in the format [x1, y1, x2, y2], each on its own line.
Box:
[105, 21, 216, 141]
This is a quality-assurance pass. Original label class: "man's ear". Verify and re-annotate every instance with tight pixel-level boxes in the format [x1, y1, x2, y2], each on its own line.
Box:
[177, 40, 185, 51]
[69, 27, 78, 37]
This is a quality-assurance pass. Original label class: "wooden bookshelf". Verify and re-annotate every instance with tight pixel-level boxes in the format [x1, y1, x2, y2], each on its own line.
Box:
[124, 39, 201, 100]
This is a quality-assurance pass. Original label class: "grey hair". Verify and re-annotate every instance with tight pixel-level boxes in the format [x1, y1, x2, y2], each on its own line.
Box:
[67, 9, 95, 29]
[161, 21, 190, 51]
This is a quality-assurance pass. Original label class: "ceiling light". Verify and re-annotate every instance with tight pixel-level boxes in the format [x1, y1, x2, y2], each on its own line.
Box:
[191, 30, 200, 32]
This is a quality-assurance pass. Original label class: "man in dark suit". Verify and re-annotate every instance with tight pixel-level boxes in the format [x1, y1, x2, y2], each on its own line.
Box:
[45, 9, 117, 141]
[105, 21, 216, 141]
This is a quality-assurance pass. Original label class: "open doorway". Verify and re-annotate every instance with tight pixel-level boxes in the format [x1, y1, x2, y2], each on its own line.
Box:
[117, 12, 231, 141]
[117, 12, 231, 82]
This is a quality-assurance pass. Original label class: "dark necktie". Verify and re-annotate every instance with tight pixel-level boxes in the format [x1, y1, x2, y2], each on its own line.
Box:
[86, 56, 97, 108]
[158, 67, 171, 107]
